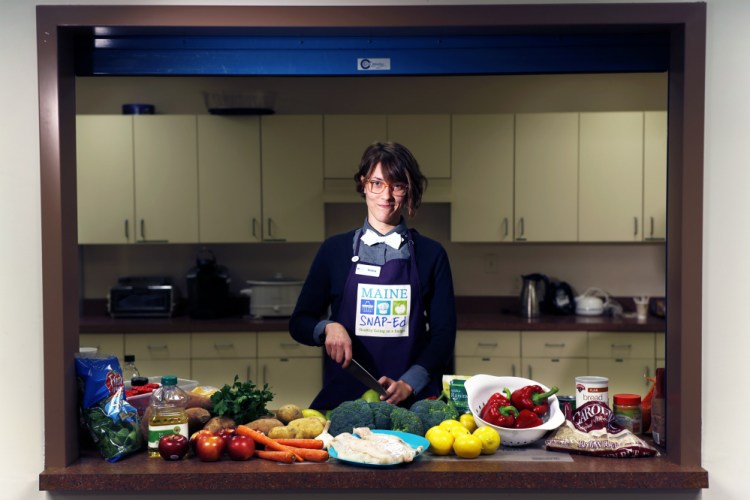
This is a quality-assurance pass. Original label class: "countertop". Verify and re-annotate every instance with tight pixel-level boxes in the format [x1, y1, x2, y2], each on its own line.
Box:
[80, 296, 665, 333]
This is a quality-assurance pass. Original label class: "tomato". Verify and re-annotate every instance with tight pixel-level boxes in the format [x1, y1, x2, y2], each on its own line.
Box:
[190, 430, 214, 455]
[195, 434, 225, 462]
[227, 435, 255, 461]
[158, 434, 189, 461]
[217, 428, 236, 450]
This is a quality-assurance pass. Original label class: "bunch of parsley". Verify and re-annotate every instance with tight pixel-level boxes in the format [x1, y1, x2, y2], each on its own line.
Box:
[210, 375, 275, 424]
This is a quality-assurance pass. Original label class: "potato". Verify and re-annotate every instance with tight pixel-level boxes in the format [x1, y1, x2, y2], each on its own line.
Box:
[268, 425, 296, 439]
[287, 417, 325, 439]
[203, 416, 236, 434]
[186, 407, 211, 435]
[275, 404, 303, 424]
[245, 417, 285, 436]
[186, 392, 213, 411]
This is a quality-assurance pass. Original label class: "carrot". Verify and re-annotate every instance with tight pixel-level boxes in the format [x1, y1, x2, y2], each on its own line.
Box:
[285, 447, 329, 462]
[273, 439, 325, 450]
[236, 425, 305, 462]
[254, 450, 296, 463]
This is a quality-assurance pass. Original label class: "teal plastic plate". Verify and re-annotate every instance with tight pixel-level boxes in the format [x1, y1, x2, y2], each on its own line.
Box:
[329, 429, 429, 468]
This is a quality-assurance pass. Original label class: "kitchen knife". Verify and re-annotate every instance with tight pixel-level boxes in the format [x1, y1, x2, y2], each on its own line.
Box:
[344, 358, 387, 397]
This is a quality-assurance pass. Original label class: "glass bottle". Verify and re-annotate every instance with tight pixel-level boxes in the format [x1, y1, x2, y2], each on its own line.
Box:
[122, 354, 140, 382]
[147, 375, 188, 457]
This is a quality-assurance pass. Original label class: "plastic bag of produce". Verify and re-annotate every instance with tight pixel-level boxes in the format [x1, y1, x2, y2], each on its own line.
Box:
[75, 355, 143, 462]
[544, 401, 658, 458]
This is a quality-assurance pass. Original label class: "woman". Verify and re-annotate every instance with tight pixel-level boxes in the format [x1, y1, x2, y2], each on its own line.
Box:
[289, 142, 456, 410]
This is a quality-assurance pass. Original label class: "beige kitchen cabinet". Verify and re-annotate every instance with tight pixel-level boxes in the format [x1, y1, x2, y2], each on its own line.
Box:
[79, 333, 125, 361]
[197, 116, 262, 243]
[521, 331, 588, 395]
[579, 112, 644, 242]
[588, 331, 655, 398]
[454, 330, 521, 377]
[260, 115, 325, 242]
[76, 115, 136, 244]
[514, 113, 579, 242]
[133, 115, 199, 243]
[124, 333, 192, 380]
[324, 115, 387, 178]
[386, 114, 451, 179]
[450, 114, 515, 242]
[643, 111, 668, 241]
[257, 331, 323, 408]
[190, 332, 258, 388]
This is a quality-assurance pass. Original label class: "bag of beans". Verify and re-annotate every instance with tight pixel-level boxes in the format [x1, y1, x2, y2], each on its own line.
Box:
[545, 401, 659, 458]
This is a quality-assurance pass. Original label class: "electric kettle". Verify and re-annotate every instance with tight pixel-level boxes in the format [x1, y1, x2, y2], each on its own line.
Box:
[519, 273, 549, 318]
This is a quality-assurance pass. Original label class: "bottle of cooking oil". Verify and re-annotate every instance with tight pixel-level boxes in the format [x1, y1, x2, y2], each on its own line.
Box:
[147, 375, 188, 457]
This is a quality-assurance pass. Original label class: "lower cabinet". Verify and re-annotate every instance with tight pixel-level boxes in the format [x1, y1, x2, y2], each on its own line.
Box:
[588, 331, 655, 400]
[454, 330, 521, 377]
[79, 333, 125, 360]
[257, 332, 323, 408]
[125, 333, 192, 380]
[521, 331, 588, 396]
[190, 332, 258, 388]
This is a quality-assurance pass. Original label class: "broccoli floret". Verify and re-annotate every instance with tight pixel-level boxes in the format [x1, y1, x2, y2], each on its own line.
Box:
[368, 401, 395, 430]
[409, 398, 460, 431]
[328, 399, 374, 436]
[389, 407, 424, 436]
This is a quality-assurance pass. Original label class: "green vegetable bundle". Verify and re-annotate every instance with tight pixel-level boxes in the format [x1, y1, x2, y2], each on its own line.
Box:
[210, 375, 275, 424]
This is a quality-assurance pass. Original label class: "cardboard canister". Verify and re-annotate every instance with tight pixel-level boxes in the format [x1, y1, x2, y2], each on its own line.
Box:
[575, 376, 609, 408]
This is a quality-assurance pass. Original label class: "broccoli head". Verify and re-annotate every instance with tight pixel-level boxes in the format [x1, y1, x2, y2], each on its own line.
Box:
[389, 406, 424, 436]
[328, 399, 374, 436]
[409, 398, 460, 431]
[368, 401, 395, 430]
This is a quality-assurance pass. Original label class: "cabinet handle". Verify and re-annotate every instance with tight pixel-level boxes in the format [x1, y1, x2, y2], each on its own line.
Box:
[280, 342, 300, 349]
[262, 365, 268, 385]
[252, 218, 257, 238]
[650, 216, 655, 237]
[213, 343, 234, 350]
[644, 366, 650, 385]
[634, 217, 639, 236]
[544, 343, 565, 348]
[124, 220, 129, 240]
[511, 364, 516, 377]
[147, 344, 168, 350]
[477, 342, 498, 348]
[140, 219, 146, 239]
[267, 218, 273, 238]
[517, 217, 526, 241]
[247, 364, 253, 382]
[503, 217, 509, 238]
[611, 343, 632, 350]
[527, 365, 532, 379]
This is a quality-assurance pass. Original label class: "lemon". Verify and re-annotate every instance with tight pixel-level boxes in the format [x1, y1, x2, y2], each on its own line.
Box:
[301, 408, 326, 420]
[438, 419, 463, 431]
[425, 426, 454, 455]
[448, 425, 471, 439]
[453, 433, 483, 459]
[459, 413, 477, 433]
[473, 426, 501, 455]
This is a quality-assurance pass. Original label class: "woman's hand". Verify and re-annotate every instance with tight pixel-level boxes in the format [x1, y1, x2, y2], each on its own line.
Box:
[323, 322, 352, 368]
[378, 376, 414, 405]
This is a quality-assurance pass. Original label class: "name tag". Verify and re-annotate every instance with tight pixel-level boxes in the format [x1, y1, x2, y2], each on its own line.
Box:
[355, 263, 381, 277]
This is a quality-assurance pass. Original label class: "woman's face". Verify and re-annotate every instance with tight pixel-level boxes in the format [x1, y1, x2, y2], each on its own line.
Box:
[362, 163, 405, 232]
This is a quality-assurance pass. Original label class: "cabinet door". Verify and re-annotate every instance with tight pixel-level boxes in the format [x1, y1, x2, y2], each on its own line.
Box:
[387, 115, 451, 179]
[257, 331, 320, 358]
[455, 356, 521, 378]
[76, 115, 135, 244]
[521, 331, 588, 358]
[579, 112, 644, 241]
[514, 113, 578, 242]
[125, 333, 191, 360]
[191, 332, 257, 359]
[192, 360, 256, 389]
[133, 115, 198, 243]
[588, 332, 655, 359]
[80, 333, 125, 360]
[644, 111, 668, 241]
[197, 116, 262, 243]
[324, 115, 387, 178]
[258, 357, 323, 408]
[455, 330, 520, 357]
[450, 114, 515, 242]
[261, 115, 324, 242]
[522, 358, 588, 397]
[588, 358, 655, 398]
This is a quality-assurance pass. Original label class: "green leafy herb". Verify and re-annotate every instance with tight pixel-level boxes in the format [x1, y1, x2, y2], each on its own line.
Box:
[210, 375, 275, 424]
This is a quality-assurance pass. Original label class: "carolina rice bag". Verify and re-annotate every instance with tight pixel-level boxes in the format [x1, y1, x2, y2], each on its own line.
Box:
[545, 401, 659, 458]
[75, 355, 143, 462]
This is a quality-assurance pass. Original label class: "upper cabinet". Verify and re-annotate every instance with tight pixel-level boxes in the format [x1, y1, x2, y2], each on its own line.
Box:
[386, 114, 451, 179]
[514, 113, 579, 242]
[197, 116, 262, 243]
[450, 114, 515, 242]
[579, 112, 644, 242]
[260, 115, 325, 242]
[643, 111, 668, 241]
[76, 115, 135, 244]
[323, 115, 387, 179]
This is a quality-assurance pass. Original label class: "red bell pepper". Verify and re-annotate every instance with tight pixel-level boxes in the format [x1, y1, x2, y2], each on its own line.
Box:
[510, 384, 559, 416]
[515, 408, 544, 429]
[479, 389, 513, 425]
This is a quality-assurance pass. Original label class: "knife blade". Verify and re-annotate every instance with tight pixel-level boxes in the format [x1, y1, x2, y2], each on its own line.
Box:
[344, 358, 387, 397]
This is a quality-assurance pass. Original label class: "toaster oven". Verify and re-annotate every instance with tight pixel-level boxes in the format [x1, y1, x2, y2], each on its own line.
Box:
[107, 276, 177, 318]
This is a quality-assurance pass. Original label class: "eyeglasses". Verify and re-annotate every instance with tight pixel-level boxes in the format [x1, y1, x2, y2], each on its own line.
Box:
[366, 178, 408, 196]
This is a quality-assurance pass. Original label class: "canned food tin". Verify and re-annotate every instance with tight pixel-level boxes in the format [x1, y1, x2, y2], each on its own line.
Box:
[575, 376, 609, 408]
[557, 395, 576, 417]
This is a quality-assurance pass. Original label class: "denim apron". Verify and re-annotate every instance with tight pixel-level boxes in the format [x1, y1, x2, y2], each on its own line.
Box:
[309, 229, 439, 410]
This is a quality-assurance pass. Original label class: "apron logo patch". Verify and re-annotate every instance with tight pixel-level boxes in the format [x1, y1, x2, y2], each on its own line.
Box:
[356, 284, 410, 338]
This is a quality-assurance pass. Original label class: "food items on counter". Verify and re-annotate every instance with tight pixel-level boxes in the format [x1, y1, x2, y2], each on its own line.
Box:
[651, 368, 666, 446]
[545, 401, 659, 458]
[217, 427, 237, 448]
[360, 389, 382, 403]
[425, 426, 454, 455]
[195, 433, 226, 461]
[328, 399, 375, 436]
[389, 406, 424, 436]
[641, 376, 656, 433]
[479, 389, 517, 427]
[331, 427, 422, 465]
[368, 401, 396, 429]
[275, 404, 303, 424]
[189, 429, 213, 454]
[409, 398, 460, 431]
[210, 375, 275, 425]
[287, 416, 326, 439]
[612, 394, 643, 434]
[185, 407, 212, 435]
[511, 384, 559, 416]
[254, 450, 296, 463]
[301, 408, 327, 420]
[452, 433, 482, 459]
[147, 376, 189, 458]
[158, 434, 189, 461]
[272, 438, 325, 449]
[515, 409, 544, 429]
[575, 376, 609, 408]
[473, 426, 501, 454]
[244, 417, 285, 436]
[268, 426, 296, 439]
[236, 425, 329, 462]
[125, 382, 161, 399]
[459, 414, 477, 433]
[203, 416, 237, 434]
[75, 355, 143, 462]
[226, 435, 255, 461]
